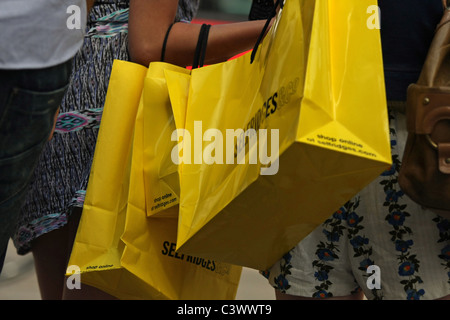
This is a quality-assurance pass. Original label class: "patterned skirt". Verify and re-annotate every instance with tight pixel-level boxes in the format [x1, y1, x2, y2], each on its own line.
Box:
[11, 1, 132, 254]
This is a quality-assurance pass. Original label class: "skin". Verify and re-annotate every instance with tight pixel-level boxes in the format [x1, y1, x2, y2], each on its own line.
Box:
[127, 0, 274, 67]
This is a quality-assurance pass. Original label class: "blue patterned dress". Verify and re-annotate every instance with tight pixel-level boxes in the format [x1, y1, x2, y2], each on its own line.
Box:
[13, 0, 200, 254]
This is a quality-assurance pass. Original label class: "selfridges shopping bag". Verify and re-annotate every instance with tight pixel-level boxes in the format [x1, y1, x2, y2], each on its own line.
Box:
[142, 63, 191, 217]
[67, 60, 242, 299]
[121, 73, 242, 298]
[167, 0, 392, 270]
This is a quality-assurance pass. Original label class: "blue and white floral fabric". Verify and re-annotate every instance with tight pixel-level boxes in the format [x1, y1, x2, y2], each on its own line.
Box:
[263, 110, 450, 300]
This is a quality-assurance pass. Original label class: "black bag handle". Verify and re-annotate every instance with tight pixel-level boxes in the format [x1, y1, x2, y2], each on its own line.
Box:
[161, 22, 175, 62]
[161, 22, 211, 69]
[250, 0, 283, 64]
[200, 24, 212, 67]
[192, 24, 211, 69]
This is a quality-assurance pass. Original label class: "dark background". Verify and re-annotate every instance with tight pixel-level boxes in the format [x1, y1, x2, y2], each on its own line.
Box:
[196, 0, 251, 22]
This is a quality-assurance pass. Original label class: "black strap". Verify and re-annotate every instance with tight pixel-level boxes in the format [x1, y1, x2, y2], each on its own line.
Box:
[199, 24, 211, 67]
[250, 0, 283, 64]
[249, 0, 276, 21]
[192, 24, 211, 69]
[161, 23, 175, 62]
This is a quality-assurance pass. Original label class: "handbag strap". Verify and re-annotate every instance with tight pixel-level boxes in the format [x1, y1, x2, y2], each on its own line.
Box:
[250, 0, 284, 64]
[192, 24, 211, 69]
[161, 23, 175, 62]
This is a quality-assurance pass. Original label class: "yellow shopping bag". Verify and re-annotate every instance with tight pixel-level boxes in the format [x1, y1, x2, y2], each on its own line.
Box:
[121, 75, 242, 298]
[142, 63, 191, 217]
[168, 0, 392, 270]
[67, 60, 242, 299]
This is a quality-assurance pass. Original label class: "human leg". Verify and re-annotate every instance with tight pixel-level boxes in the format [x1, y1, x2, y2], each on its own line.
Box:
[31, 207, 117, 300]
[31, 219, 71, 300]
[31, 206, 83, 299]
[61, 207, 117, 300]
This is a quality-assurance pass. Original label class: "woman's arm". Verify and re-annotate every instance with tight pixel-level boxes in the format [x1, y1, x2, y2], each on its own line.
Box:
[128, 0, 271, 67]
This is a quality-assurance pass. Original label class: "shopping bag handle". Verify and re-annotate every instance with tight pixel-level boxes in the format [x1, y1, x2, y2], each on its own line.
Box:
[161, 22, 175, 62]
[250, 0, 284, 64]
[160, 22, 211, 69]
[192, 24, 211, 69]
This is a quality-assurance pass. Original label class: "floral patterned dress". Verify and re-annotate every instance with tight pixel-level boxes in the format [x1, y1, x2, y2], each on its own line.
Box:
[263, 109, 450, 300]
[13, 0, 200, 255]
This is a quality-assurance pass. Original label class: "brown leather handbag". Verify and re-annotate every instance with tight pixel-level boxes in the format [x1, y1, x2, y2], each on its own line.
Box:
[398, 0, 450, 219]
